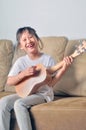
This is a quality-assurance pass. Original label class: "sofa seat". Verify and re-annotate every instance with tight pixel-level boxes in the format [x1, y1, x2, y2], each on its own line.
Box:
[0, 91, 15, 98]
[31, 97, 86, 130]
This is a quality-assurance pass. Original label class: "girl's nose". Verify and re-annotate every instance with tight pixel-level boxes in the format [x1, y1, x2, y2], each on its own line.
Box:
[26, 38, 31, 43]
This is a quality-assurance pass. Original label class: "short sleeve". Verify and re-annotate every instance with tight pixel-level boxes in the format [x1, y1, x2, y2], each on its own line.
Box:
[48, 56, 56, 67]
[8, 59, 22, 76]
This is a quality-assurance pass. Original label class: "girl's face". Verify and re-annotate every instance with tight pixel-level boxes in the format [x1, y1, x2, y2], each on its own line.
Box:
[19, 30, 39, 54]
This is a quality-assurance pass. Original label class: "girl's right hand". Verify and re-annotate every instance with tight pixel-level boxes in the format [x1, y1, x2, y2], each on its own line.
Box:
[21, 66, 37, 77]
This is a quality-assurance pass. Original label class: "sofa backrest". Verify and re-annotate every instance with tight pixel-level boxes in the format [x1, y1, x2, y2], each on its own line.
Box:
[1, 37, 86, 97]
[0, 40, 14, 91]
[53, 39, 86, 96]
[4, 36, 68, 92]
[41, 36, 68, 62]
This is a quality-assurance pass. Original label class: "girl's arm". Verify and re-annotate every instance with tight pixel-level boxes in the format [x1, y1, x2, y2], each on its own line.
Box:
[49, 56, 73, 87]
[47, 56, 73, 74]
[6, 66, 36, 86]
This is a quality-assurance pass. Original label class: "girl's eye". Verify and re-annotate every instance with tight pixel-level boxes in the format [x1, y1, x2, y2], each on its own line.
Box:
[23, 39, 26, 42]
[22, 35, 33, 42]
[29, 35, 33, 39]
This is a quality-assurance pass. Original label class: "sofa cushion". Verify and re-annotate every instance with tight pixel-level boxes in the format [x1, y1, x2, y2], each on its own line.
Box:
[0, 91, 14, 99]
[53, 39, 86, 96]
[41, 36, 68, 62]
[31, 97, 86, 130]
[5, 36, 68, 92]
[5, 44, 26, 92]
[0, 40, 14, 91]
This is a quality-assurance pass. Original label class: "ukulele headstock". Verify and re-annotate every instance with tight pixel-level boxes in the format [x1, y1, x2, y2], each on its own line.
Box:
[71, 40, 86, 58]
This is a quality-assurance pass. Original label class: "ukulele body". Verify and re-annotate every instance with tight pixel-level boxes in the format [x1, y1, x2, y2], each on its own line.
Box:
[16, 64, 48, 98]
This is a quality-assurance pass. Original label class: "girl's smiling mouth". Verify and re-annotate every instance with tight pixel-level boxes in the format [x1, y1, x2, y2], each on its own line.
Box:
[26, 43, 35, 48]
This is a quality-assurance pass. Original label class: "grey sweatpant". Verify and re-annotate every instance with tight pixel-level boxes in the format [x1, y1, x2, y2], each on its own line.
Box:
[0, 93, 46, 130]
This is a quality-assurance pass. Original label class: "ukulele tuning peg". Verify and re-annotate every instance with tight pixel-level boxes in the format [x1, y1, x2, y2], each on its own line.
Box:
[82, 40, 86, 45]
[75, 40, 82, 49]
[83, 48, 86, 52]
[77, 50, 81, 54]
[80, 48, 86, 53]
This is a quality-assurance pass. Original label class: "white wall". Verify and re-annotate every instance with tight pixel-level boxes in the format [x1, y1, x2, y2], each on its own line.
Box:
[0, 0, 86, 43]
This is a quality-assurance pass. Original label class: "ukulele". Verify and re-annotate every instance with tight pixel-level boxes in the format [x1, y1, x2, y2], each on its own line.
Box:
[15, 40, 86, 98]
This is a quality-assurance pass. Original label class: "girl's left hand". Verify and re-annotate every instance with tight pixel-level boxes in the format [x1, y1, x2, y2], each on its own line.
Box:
[63, 56, 73, 66]
[61, 56, 73, 71]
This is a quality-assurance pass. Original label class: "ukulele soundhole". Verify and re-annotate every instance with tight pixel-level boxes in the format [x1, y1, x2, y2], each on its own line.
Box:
[34, 70, 41, 77]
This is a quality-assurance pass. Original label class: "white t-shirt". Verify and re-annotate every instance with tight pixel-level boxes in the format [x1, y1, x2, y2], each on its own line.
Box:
[8, 53, 56, 102]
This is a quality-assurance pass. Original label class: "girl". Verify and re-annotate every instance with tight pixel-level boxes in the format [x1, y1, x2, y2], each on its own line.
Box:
[0, 26, 73, 130]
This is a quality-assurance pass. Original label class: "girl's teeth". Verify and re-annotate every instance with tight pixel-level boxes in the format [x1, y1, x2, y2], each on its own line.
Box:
[26, 43, 34, 48]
